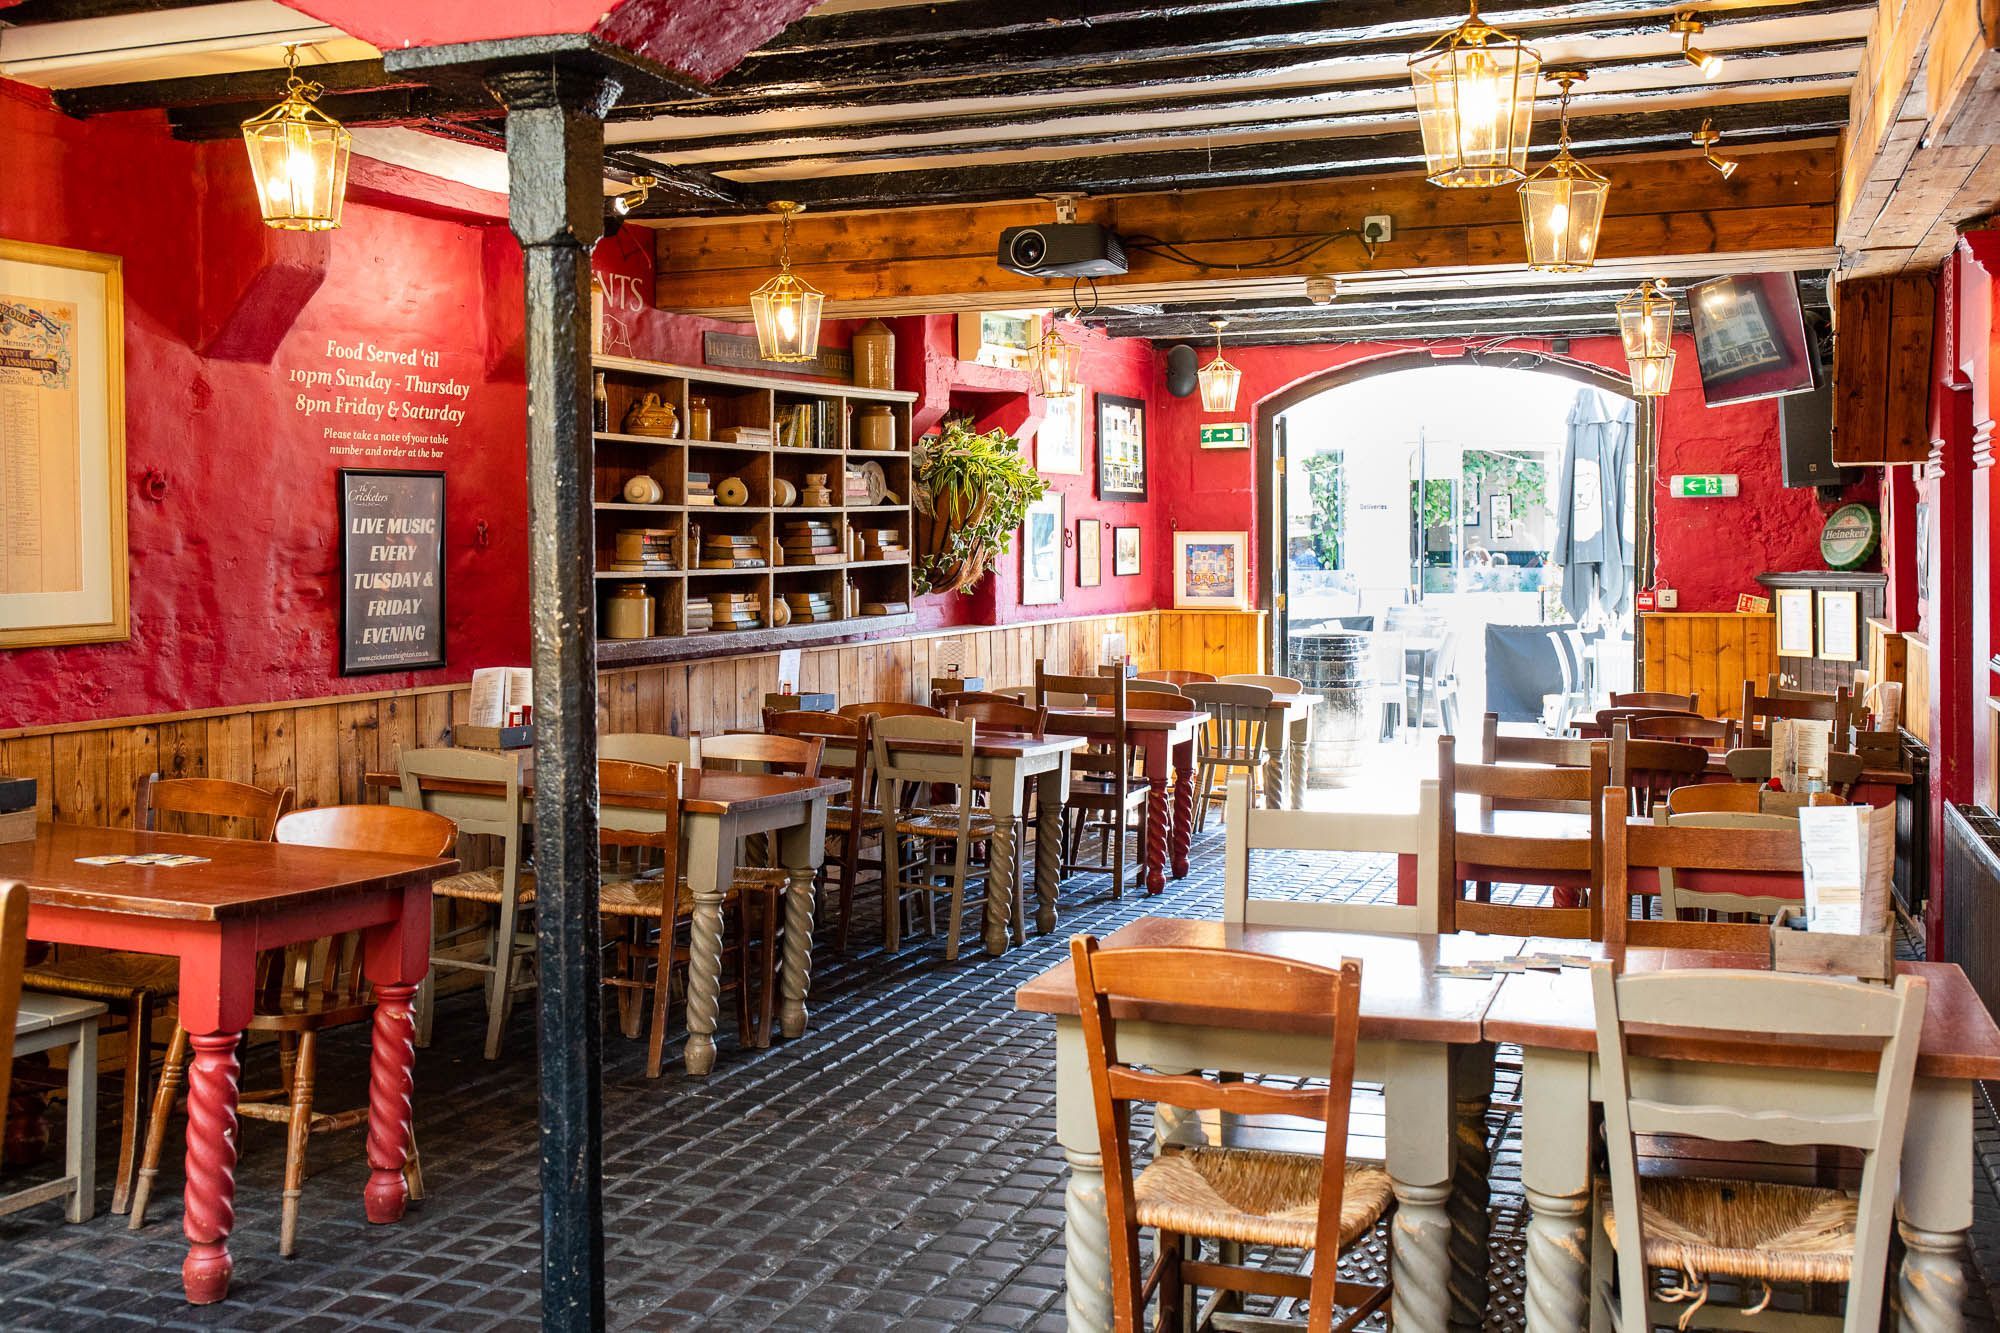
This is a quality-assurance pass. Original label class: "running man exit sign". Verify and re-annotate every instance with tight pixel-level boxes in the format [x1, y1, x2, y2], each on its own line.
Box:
[1200, 422, 1249, 449]
[1668, 473, 1739, 498]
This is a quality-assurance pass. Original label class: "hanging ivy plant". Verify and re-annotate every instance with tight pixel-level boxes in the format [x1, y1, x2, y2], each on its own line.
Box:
[912, 419, 1047, 595]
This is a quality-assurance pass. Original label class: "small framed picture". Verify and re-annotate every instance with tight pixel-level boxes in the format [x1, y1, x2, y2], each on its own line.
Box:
[1776, 587, 1815, 656]
[1037, 391, 1084, 475]
[1021, 492, 1065, 605]
[1173, 530, 1249, 610]
[1096, 393, 1148, 502]
[1489, 491, 1512, 528]
[1077, 519, 1102, 588]
[1114, 526, 1141, 577]
[1817, 589, 1859, 662]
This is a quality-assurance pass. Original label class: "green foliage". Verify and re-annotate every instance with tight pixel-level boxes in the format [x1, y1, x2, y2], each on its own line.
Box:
[1413, 478, 1455, 532]
[911, 418, 1047, 595]
[1302, 452, 1343, 570]
[1463, 450, 1548, 529]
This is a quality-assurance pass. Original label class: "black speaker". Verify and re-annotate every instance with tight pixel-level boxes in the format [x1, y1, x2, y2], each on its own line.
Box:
[1166, 344, 1198, 397]
[1780, 315, 1855, 489]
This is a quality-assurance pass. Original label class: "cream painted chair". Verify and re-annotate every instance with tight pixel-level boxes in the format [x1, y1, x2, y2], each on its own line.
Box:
[1221, 773, 1440, 932]
[600, 732, 700, 768]
[870, 714, 998, 960]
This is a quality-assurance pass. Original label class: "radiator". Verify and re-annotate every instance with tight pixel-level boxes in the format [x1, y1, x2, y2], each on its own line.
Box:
[1941, 803, 2000, 1014]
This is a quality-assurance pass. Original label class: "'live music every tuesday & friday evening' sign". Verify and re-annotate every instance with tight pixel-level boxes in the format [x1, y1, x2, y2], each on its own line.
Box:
[339, 468, 446, 675]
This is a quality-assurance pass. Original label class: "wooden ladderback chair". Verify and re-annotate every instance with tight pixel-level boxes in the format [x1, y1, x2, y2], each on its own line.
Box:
[0, 881, 25, 1124]
[1135, 668, 1215, 687]
[699, 731, 823, 777]
[35, 773, 293, 1218]
[763, 710, 874, 954]
[1125, 688, 1191, 711]
[1479, 711, 1597, 769]
[393, 746, 534, 1060]
[600, 732, 700, 768]
[1223, 774, 1440, 932]
[1071, 936, 1392, 1332]
[1182, 681, 1275, 831]
[1219, 672, 1305, 694]
[1664, 782, 1762, 815]
[946, 696, 1047, 737]
[1038, 666, 1147, 896]
[1123, 680, 1184, 697]
[1609, 729, 1711, 816]
[870, 714, 998, 959]
[837, 700, 942, 721]
[1741, 681, 1852, 749]
[1652, 810, 1814, 922]
[1766, 675, 1872, 733]
[1723, 746, 1866, 798]
[1625, 713, 1735, 749]
[136, 805, 455, 1251]
[1591, 962, 1927, 1333]
[1599, 787, 1809, 951]
[1437, 732, 1608, 939]
[1608, 689, 1698, 712]
[931, 689, 1038, 713]
[1589, 705, 1698, 739]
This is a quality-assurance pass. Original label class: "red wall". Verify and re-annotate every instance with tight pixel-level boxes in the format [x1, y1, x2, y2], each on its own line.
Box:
[1149, 334, 1874, 613]
[0, 81, 530, 729]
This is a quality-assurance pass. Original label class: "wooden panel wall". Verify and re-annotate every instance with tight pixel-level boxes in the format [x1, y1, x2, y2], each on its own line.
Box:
[0, 613, 1162, 825]
[1639, 612, 1777, 720]
[1867, 617, 1909, 693]
[1832, 272, 1935, 464]
[1155, 611, 1268, 679]
[1904, 631, 1933, 744]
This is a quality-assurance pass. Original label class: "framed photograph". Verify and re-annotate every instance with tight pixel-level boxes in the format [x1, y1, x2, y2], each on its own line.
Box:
[1114, 525, 1141, 577]
[1173, 530, 1249, 610]
[1489, 491, 1512, 528]
[1096, 392, 1148, 502]
[340, 468, 448, 675]
[1817, 589, 1859, 662]
[0, 239, 128, 649]
[1077, 519, 1102, 588]
[1775, 587, 1815, 656]
[1687, 273, 1815, 406]
[1020, 491, 1065, 605]
[1037, 390, 1084, 475]
[956, 310, 1039, 370]
[1461, 477, 1481, 526]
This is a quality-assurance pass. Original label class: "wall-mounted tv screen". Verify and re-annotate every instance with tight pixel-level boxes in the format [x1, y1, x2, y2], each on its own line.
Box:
[1686, 272, 1817, 407]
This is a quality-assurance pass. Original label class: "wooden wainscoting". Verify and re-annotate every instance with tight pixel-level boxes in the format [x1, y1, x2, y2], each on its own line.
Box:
[1866, 617, 1909, 694]
[1156, 610, 1268, 679]
[0, 612, 1163, 825]
[1903, 632, 1932, 744]
[1638, 612, 1776, 720]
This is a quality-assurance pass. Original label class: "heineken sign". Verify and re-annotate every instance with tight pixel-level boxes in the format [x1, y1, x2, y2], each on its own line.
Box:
[1200, 422, 1249, 449]
[1820, 503, 1880, 571]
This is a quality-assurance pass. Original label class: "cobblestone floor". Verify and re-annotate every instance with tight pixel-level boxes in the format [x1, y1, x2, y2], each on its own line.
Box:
[2, 825, 1997, 1330]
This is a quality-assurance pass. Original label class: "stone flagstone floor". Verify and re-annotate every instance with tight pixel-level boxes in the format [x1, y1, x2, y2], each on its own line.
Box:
[2, 821, 1997, 1330]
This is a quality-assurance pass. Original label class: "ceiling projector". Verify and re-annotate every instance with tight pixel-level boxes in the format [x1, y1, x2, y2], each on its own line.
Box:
[997, 222, 1129, 278]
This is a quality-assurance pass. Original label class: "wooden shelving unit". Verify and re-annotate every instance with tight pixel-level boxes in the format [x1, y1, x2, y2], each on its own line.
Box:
[591, 354, 918, 665]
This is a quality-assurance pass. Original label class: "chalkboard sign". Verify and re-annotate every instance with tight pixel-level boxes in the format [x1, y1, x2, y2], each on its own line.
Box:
[339, 468, 446, 675]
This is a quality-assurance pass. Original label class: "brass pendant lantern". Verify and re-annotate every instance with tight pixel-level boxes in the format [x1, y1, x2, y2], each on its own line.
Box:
[1033, 315, 1080, 399]
[1627, 350, 1677, 398]
[1615, 277, 1675, 361]
[1409, 0, 1541, 188]
[1197, 319, 1242, 413]
[1518, 71, 1607, 273]
[241, 45, 352, 232]
[749, 201, 825, 363]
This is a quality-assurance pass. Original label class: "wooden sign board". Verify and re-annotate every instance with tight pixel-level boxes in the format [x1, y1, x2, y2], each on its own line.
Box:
[339, 468, 446, 675]
[702, 330, 853, 381]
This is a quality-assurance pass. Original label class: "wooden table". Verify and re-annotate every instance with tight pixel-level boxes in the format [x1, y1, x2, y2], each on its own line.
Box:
[814, 731, 1083, 949]
[367, 763, 843, 1075]
[1697, 749, 1910, 807]
[1017, 915, 1522, 1331]
[1043, 706, 1207, 895]
[1485, 940, 2000, 1332]
[3, 823, 453, 1304]
[1259, 690, 1318, 811]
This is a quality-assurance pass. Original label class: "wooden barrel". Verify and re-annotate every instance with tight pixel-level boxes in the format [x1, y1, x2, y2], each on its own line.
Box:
[1292, 629, 1373, 787]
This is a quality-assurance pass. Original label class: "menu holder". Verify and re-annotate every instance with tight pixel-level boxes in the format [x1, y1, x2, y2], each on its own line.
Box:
[0, 807, 35, 845]
[1768, 908, 1894, 982]
[453, 724, 535, 751]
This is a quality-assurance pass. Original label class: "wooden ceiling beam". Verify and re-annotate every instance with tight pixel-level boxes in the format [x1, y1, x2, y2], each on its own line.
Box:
[650, 143, 1840, 317]
[53, 57, 404, 116]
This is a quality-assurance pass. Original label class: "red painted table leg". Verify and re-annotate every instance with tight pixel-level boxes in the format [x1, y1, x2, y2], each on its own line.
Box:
[1169, 737, 1196, 880]
[181, 1032, 241, 1305]
[364, 982, 418, 1224]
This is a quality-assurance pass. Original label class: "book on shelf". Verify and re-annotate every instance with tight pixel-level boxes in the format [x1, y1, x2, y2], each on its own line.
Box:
[716, 426, 773, 445]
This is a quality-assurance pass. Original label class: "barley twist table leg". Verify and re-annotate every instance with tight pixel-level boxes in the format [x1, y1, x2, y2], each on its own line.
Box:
[779, 865, 817, 1040]
[363, 983, 418, 1224]
[1392, 1179, 1453, 1332]
[1144, 776, 1169, 894]
[1449, 1095, 1492, 1329]
[1895, 1222, 1967, 1333]
[1523, 1187, 1591, 1333]
[982, 776, 1018, 957]
[683, 883, 725, 1076]
[1172, 759, 1194, 879]
[1065, 1147, 1113, 1332]
[1035, 774, 1061, 935]
[180, 1032, 241, 1305]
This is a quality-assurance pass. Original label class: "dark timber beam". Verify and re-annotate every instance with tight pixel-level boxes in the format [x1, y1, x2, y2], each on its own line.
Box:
[54, 57, 405, 117]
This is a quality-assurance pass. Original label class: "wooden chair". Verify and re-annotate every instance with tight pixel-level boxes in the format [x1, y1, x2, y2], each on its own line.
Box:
[1437, 732, 1608, 939]
[871, 714, 999, 959]
[930, 689, 1037, 713]
[1599, 787, 1811, 951]
[837, 700, 942, 721]
[4, 877, 103, 1226]
[600, 731, 700, 767]
[0, 881, 22, 1120]
[1609, 689, 1698, 712]
[945, 697, 1047, 737]
[1590, 962, 1927, 1332]
[1625, 713, 1735, 749]
[1724, 746, 1866, 798]
[1609, 730, 1710, 816]
[1589, 705, 1698, 738]
[1741, 681, 1852, 749]
[1652, 811, 1811, 922]
[1121, 680, 1184, 697]
[27, 773, 293, 1216]
[763, 710, 876, 954]
[1665, 782, 1763, 815]
[1182, 681, 1275, 831]
[1219, 672, 1305, 694]
[393, 747, 535, 1060]
[1071, 935, 1393, 1332]
[1124, 688, 1192, 711]
[1036, 666, 1146, 896]
[133, 805, 454, 1251]
[1766, 676, 1872, 736]
[1134, 668, 1215, 687]
[1479, 711, 1597, 768]
[1223, 774, 1441, 932]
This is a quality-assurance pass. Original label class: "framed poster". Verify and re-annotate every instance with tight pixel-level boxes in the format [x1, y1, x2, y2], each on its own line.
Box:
[340, 468, 447, 675]
[1817, 589, 1859, 662]
[1114, 525, 1141, 577]
[0, 239, 128, 649]
[1020, 491, 1065, 605]
[1775, 587, 1815, 656]
[1173, 530, 1249, 609]
[1096, 392, 1148, 502]
[1038, 390, 1084, 474]
[1077, 518, 1102, 588]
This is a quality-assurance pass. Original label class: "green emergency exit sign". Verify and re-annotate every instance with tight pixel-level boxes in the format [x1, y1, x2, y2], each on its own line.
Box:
[1200, 422, 1249, 449]
[1669, 473, 1739, 498]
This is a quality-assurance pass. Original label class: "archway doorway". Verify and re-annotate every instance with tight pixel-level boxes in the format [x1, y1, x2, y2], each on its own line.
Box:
[1256, 351, 1652, 756]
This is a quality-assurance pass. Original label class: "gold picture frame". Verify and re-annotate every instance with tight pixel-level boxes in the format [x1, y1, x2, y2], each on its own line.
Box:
[0, 238, 128, 648]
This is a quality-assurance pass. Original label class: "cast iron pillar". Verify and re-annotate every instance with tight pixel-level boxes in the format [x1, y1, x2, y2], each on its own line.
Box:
[487, 61, 621, 1332]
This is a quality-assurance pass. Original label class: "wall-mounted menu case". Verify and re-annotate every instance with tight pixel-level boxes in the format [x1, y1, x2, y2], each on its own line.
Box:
[591, 354, 917, 665]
